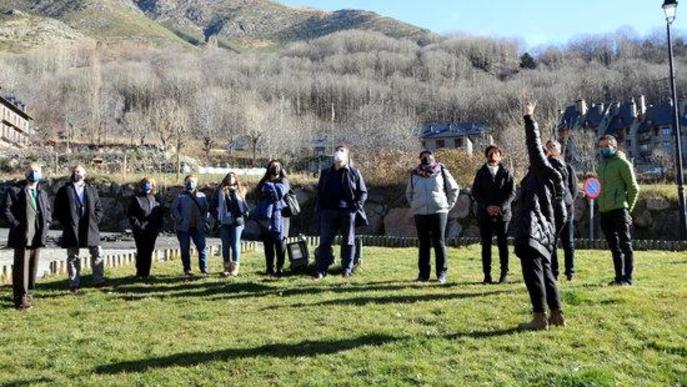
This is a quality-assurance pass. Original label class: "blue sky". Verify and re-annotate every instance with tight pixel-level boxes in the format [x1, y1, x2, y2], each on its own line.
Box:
[278, 0, 680, 48]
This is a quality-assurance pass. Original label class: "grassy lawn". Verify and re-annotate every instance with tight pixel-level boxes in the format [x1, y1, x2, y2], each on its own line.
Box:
[0, 246, 685, 386]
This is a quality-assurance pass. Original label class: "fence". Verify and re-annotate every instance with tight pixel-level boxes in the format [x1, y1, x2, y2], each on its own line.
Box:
[0, 241, 258, 285]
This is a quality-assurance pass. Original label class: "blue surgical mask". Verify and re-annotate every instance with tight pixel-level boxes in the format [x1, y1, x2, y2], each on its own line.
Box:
[600, 147, 616, 158]
[143, 182, 153, 193]
[26, 171, 41, 183]
[186, 180, 197, 191]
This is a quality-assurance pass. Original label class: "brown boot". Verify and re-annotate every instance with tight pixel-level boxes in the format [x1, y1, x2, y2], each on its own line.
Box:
[222, 261, 232, 277]
[518, 312, 549, 331]
[231, 262, 240, 277]
[549, 309, 566, 327]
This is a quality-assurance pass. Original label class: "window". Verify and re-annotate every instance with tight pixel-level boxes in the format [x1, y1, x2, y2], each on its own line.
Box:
[454, 138, 463, 148]
[664, 141, 672, 148]
[421, 140, 426, 148]
[436, 139, 445, 149]
[662, 127, 672, 141]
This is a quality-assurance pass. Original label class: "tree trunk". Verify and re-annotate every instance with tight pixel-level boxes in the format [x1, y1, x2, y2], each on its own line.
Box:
[252, 138, 258, 167]
[176, 138, 182, 182]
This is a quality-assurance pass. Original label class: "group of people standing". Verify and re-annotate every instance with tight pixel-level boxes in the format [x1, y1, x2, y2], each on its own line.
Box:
[3, 102, 641, 332]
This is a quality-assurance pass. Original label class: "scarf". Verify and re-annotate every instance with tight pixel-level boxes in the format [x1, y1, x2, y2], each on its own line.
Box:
[413, 162, 441, 178]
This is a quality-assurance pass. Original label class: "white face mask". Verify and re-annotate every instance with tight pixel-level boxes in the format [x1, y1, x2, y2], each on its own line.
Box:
[334, 150, 347, 164]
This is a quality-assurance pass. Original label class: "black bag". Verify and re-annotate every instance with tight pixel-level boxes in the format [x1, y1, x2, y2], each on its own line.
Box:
[282, 189, 300, 217]
[188, 192, 212, 233]
[287, 236, 309, 271]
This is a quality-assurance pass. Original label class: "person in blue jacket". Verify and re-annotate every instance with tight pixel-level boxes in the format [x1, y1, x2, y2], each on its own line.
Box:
[255, 160, 290, 277]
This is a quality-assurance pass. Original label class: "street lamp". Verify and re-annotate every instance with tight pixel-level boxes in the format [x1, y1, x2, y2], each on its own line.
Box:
[663, 0, 687, 240]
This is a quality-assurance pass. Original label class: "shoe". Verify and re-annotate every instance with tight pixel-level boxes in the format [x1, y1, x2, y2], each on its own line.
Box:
[200, 270, 209, 276]
[94, 282, 106, 289]
[565, 273, 574, 281]
[437, 273, 447, 284]
[184, 271, 193, 278]
[623, 277, 633, 286]
[275, 269, 283, 278]
[342, 271, 352, 278]
[415, 276, 429, 283]
[608, 279, 623, 286]
[231, 262, 240, 277]
[548, 309, 566, 327]
[315, 272, 325, 280]
[15, 303, 32, 311]
[518, 312, 549, 331]
[483, 275, 493, 285]
[222, 262, 232, 277]
[70, 287, 80, 294]
[498, 273, 509, 284]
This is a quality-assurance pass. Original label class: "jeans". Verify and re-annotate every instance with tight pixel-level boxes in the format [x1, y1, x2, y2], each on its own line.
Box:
[219, 224, 244, 263]
[134, 231, 158, 278]
[479, 219, 509, 277]
[318, 208, 356, 275]
[177, 227, 208, 273]
[12, 247, 40, 307]
[552, 218, 576, 278]
[414, 213, 448, 280]
[67, 246, 104, 288]
[600, 208, 634, 282]
[521, 254, 561, 313]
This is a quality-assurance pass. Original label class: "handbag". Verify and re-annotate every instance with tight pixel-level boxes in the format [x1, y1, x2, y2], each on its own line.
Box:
[282, 189, 301, 217]
[188, 192, 212, 233]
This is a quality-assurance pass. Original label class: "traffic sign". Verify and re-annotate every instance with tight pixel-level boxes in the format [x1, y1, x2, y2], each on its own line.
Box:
[583, 177, 602, 200]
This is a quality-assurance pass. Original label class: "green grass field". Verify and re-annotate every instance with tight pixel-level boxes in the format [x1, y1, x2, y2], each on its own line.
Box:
[0, 246, 685, 386]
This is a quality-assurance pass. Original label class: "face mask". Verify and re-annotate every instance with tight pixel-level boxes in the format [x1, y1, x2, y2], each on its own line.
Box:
[71, 173, 84, 183]
[600, 147, 616, 158]
[26, 171, 41, 183]
[270, 166, 281, 176]
[334, 150, 347, 164]
[186, 180, 197, 191]
[143, 182, 153, 193]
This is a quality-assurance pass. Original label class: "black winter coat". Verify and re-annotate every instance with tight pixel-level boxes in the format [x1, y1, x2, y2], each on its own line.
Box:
[53, 182, 103, 248]
[514, 116, 567, 262]
[2, 181, 51, 248]
[317, 165, 368, 226]
[471, 163, 516, 222]
[127, 192, 164, 235]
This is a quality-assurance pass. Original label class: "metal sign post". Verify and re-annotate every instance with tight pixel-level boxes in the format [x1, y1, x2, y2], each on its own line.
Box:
[583, 177, 602, 240]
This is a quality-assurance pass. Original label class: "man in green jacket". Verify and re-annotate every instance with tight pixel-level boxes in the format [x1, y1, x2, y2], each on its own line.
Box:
[597, 135, 640, 286]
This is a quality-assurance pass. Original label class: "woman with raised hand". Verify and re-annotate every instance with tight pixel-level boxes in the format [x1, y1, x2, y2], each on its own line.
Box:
[514, 99, 567, 331]
[210, 172, 249, 277]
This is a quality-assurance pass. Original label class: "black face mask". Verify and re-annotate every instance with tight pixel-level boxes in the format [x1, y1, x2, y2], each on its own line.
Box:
[71, 173, 84, 183]
[421, 157, 430, 166]
[270, 166, 280, 176]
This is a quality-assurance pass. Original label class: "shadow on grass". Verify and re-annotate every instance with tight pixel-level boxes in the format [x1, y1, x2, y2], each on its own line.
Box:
[95, 334, 400, 374]
[114, 280, 466, 302]
[35, 274, 206, 298]
[444, 327, 522, 340]
[0, 376, 54, 387]
[278, 289, 513, 309]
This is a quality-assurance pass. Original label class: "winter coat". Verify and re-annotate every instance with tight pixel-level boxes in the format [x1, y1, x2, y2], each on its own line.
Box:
[514, 115, 567, 262]
[209, 188, 249, 227]
[54, 182, 103, 248]
[471, 163, 516, 222]
[317, 165, 368, 226]
[597, 151, 640, 213]
[255, 179, 288, 239]
[3, 181, 51, 248]
[171, 190, 209, 233]
[127, 192, 164, 235]
[405, 164, 460, 215]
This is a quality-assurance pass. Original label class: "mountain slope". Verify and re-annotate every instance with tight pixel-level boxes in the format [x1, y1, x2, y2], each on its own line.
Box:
[0, 0, 191, 48]
[134, 0, 438, 50]
[0, 9, 88, 52]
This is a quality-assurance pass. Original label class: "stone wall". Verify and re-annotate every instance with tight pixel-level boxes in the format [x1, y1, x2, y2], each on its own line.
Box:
[0, 179, 682, 241]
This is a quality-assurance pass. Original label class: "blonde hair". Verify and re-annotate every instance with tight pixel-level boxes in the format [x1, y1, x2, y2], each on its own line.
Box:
[139, 176, 157, 195]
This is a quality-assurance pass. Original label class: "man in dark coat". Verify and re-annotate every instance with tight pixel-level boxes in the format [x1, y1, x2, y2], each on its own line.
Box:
[472, 144, 516, 284]
[53, 165, 104, 292]
[2, 164, 51, 309]
[514, 100, 567, 331]
[316, 145, 368, 279]
[545, 140, 579, 281]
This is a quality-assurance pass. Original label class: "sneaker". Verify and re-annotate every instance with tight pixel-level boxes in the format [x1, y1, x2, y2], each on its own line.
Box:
[415, 276, 429, 283]
[315, 272, 325, 280]
[231, 262, 240, 277]
[342, 271, 352, 278]
[183, 271, 193, 278]
[622, 278, 633, 286]
[498, 273, 509, 284]
[437, 273, 447, 284]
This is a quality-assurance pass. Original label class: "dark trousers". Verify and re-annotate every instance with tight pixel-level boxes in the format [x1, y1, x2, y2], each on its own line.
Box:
[552, 218, 576, 278]
[520, 254, 561, 313]
[12, 247, 40, 308]
[600, 209, 634, 282]
[177, 228, 208, 273]
[318, 208, 356, 275]
[479, 219, 509, 277]
[263, 218, 289, 273]
[134, 232, 158, 278]
[414, 213, 448, 280]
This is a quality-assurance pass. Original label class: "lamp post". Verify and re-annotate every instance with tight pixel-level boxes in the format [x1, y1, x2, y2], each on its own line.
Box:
[663, 0, 687, 240]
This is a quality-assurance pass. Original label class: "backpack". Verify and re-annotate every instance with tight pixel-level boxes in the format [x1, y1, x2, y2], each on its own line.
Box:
[410, 165, 450, 196]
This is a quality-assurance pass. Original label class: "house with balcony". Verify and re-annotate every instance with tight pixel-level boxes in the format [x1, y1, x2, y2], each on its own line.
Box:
[0, 90, 32, 149]
[418, 122, 489, 155]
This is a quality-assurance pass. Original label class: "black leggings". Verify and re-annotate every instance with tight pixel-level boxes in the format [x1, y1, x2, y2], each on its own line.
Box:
[520, 254, 561, 313]
[414, 213, 448, 279]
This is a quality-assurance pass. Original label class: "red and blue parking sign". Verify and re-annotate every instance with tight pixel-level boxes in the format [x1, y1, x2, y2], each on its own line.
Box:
[583, 177, 601, 200]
